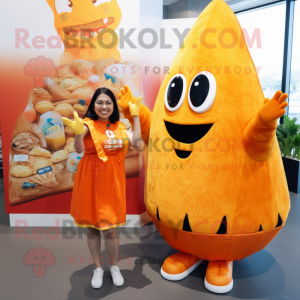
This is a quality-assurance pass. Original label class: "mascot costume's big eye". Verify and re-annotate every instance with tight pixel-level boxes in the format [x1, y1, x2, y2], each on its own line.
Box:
[118, 0, 290, 294]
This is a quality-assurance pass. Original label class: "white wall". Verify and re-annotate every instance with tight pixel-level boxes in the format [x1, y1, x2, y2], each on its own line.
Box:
[160, 18, 197, 83]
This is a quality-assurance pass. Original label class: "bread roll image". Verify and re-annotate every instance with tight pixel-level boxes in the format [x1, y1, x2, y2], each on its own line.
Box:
[29, 147, 52, 158]
[66, 137, 75, 144]
[87, 75, 101, 90]
[53, 103, 74, 119]
[73, 104, 87, 118]
[30, 169, 58, 187]
[27, 156, 53, 174]
[64, 126, 75, 138]
[31, 87, 53, 106]
[52, 77, 63, 84]
[73, 104, 87, 112]
[45, 77, 74, 102]
[51, 150, 70, 168]
[10, 165, 33, 178]
[64, 142, 75, 153]
[35, 101, 55, 114]
[12, 132, 40, 150]
[66, 83, 84, 92]
[52, 150, 69, 162]
[58, 68, 74, 79]
[72, 86, 93, 99]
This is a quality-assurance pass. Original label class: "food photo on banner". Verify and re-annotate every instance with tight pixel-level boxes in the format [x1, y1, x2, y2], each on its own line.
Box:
[1, 0, 153, 214]
[10, 58, 142, 205]
[0, 0, 298, 297]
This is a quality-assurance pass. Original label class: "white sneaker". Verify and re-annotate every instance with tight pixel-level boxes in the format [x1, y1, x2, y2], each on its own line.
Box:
[110, 265, 124, 286]
[91, 267, 104, 289]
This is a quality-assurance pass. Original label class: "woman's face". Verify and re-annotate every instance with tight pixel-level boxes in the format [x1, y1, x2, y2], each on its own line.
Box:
[94, 93, 114, 121]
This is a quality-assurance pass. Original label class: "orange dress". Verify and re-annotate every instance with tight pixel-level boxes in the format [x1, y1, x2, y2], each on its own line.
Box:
[70, 118, 129, 231]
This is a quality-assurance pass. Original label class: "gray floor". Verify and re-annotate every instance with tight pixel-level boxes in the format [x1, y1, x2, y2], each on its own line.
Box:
[0, 177, 299, 300]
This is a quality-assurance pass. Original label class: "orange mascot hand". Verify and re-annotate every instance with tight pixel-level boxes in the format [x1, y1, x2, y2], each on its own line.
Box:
[118, 85, 136, 121]
[243, 90, 289, 162]
[259, 91, 288, 123]
[118, 85, 152, 145]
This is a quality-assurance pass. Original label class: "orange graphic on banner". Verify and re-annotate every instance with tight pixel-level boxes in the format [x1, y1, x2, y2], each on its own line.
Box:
[24, 56, 57, 88]
[46, 0, 122, 64]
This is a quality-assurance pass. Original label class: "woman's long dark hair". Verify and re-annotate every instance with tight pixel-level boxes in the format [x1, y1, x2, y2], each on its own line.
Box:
[83, 87, 120, 123]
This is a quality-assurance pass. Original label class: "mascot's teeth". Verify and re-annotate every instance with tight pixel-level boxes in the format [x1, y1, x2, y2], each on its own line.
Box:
[183, 214, 192, 232]
[275, 213, 283, 227]
[156, 207, 160, 221]
[90, 32, 97, 37]
[62, 17, 114, 37]
[216, 216, 227, 234]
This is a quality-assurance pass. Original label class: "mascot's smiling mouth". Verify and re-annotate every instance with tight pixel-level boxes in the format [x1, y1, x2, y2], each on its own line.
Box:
[63, 17, 115, 39]
[164, 121, 214, 159]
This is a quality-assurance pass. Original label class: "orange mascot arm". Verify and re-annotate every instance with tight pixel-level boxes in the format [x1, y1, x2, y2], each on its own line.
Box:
[243, 91, 288, 162]
[118, 85, 152, 145]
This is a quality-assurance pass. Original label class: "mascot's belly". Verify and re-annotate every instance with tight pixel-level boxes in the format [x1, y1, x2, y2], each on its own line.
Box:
[145, 118, 290, 260]
[145, 135, 289, 231]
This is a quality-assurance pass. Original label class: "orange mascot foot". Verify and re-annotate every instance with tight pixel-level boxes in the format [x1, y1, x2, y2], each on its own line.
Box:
[160, 252, 201, 281]
[204, 261, 233, 293]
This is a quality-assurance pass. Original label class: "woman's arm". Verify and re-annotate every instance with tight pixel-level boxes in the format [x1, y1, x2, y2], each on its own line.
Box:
[62, 111, 88, 154]
[126, 116, 144, 150]
[74, 124, 90, 154]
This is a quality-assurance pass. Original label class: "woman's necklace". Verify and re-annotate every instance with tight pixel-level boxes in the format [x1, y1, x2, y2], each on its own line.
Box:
[98, 121, 115, 138]
[98, 120, 110, 129]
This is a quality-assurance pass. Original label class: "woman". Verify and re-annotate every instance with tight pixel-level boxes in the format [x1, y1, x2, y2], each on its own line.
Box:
[62, 86, 143, 289]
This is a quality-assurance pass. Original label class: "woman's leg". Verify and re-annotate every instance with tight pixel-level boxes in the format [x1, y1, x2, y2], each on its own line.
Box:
[103, 228, 119, 266]
[87, 227, 102, 269]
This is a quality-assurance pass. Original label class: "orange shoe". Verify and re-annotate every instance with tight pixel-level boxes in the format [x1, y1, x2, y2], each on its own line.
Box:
[204, 261, 233, 293]
[161, 252, 201, 281]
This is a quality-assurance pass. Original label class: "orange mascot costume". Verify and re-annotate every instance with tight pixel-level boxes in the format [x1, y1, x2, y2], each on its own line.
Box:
[118, 0, 290, 293]
[46, 0, 122, 64]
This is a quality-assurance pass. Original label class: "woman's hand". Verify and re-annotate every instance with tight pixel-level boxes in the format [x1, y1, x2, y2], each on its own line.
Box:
[129, 97, 142, 116]
[62, 111, 85, 136]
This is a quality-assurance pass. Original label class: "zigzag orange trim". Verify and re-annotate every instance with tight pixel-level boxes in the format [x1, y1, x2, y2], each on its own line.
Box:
[70, 213, 126, 231]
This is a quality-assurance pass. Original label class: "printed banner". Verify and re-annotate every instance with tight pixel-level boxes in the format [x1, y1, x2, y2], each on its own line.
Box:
[0, 0, 163, 214]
